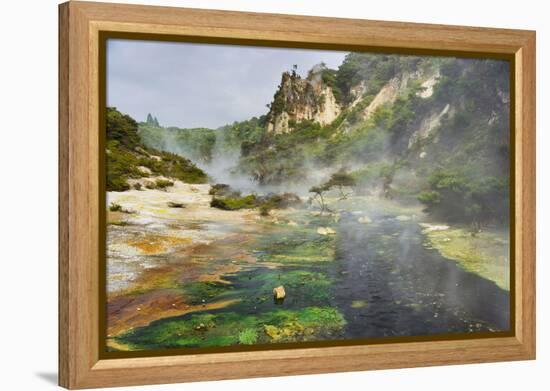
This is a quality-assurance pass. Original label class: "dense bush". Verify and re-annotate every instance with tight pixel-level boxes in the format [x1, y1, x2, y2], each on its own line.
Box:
[109, 202, 123, 212]
[209, 185, 301, 215]
[210, 194, 258, 210]
[107, 107, 141, 149]
[418, 170, 509, 225]
[154, 179, 174, 191]
[105, 108, 207, 191]
[257, 192, 302, 215]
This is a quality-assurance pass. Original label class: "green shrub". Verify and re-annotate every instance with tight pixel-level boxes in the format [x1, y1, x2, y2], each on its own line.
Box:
[208, 184, 233, 197]
[108, 202, 134, 214]
[417, 190, 441, 205]
[259, 204, 271, 216]
[109, 202, 123, 212]
[254, 193, 302, 216]
[155, 179, 174, 191]
[107, 176, 130, 192]
[210, 195, 258, 210]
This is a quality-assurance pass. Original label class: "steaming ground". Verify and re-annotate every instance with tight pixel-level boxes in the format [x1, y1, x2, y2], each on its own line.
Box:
[105, 179, 510, 350]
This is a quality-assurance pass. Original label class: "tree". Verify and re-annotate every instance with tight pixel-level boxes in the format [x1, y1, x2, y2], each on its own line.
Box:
[326, 170, 356, 200]
[146, 113, 160, 127]
[309, 183, 331, 214]
[309, 169, 356, 213]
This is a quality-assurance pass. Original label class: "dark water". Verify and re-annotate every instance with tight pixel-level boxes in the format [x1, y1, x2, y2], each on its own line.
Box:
[331, 213, 510, 338]
[215, 211, 509, 340]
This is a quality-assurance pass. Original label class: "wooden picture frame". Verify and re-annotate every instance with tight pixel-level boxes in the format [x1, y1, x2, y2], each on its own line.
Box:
[59, 1, 536, 389]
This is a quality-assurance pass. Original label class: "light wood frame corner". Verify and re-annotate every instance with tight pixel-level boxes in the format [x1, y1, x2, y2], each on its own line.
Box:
[59, 1, 536, 389]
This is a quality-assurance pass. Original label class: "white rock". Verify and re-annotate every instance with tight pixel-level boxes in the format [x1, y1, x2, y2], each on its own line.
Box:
[273, 286, 286, 300]
[317, 227, 336, 235]
[358, 216, 372, 224]
[419, 223, 450, 232]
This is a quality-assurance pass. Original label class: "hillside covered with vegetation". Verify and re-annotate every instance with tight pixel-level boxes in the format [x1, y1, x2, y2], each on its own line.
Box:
[106, 107, 207, 191]
[134, 53, 510, 226]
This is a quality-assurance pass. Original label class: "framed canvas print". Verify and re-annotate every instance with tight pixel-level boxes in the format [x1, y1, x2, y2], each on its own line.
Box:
[59, 1, 536, 389]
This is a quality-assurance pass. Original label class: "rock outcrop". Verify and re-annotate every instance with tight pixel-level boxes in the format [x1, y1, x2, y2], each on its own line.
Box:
[408, 103, 451, 148]
[266, 64, 341, 134]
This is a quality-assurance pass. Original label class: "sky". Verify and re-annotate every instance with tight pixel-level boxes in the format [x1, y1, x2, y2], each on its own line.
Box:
[107, 39, 347, 129]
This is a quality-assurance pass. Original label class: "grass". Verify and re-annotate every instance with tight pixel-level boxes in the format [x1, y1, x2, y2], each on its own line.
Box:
[181, 281, 234, 305]
[422, 225, 510, 290]
[254, 225, 336, 264]
[176, 267, 334, 311]
[114, 306, 346, 349]
[228, 268, 334, 308]
[259, 270, 332, 302]
[238, 328, 258, 345]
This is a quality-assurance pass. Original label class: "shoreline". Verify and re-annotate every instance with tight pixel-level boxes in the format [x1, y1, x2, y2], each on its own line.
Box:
[419, 222, 510, 291]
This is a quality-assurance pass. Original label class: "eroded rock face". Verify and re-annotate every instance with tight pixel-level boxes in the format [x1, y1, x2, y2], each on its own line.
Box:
[417, 70, 440, 98]
[362, 75, 408, 119]
[349, 81, 367, 108]
[361, 67, 441, 121]
[266, 65, 341, 134]
[408, 103, 452, 148]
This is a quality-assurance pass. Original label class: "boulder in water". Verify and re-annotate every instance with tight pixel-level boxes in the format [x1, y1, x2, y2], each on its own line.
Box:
[358, 216, 371, 224]
[273, 286, 286, 300]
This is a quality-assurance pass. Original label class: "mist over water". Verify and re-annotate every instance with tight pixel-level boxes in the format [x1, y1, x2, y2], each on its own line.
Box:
[332, 212, 509, 337]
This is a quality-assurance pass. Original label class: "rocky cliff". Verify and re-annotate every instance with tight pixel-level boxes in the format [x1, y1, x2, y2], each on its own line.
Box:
[266, 64, 341, 134]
